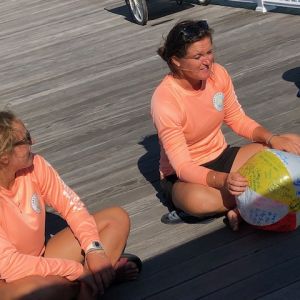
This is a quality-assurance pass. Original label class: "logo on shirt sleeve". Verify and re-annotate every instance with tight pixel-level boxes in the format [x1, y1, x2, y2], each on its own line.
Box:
[212, 92, 224, 111]
[61, 180, 84, 212]
[31, 193, 41, 213]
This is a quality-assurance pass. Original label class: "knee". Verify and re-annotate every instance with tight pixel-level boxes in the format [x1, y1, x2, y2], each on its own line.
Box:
[173, 190, 221, 215]
[110, 206, 130, 226]
[173, 191, 203, 212]
[94, 206, 130, 230]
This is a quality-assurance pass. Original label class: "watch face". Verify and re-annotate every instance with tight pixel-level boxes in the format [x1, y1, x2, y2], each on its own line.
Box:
[93, 241, 100, 248]
[86, 241, 103, 254]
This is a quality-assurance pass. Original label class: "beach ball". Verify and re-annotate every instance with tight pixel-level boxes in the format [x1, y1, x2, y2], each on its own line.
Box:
[236, 149, 300, 226]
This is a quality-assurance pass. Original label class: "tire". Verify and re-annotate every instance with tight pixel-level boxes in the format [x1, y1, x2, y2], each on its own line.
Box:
[125, 0, 148, 25]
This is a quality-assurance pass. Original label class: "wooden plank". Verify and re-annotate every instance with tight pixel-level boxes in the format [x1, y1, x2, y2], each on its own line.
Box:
[103, 229, 300, 299]
[257, 280, 300, 299]
[0, 0, 299, 299]
[120, 231, 300, 300]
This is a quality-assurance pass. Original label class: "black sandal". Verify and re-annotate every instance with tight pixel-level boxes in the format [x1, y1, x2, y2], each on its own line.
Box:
[120, 253, 142, 273]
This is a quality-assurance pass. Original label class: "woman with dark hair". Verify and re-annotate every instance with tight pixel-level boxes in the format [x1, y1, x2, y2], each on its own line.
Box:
[0, 111, 141, 300]
[151, 20, 300, 230]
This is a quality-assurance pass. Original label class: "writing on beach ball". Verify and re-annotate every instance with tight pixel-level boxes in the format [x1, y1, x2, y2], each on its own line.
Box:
[236, 149, 300, 226]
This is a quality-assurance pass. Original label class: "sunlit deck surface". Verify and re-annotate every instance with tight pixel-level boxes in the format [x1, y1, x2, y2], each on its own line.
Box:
[0, 0, 300, 299]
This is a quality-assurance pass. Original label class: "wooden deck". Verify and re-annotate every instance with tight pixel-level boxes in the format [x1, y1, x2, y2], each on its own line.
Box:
[0, 0, 300, 299]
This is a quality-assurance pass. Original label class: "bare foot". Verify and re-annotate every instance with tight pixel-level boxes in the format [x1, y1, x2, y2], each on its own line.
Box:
[114, 257, 140, 282]
[227, 209, 242, 231]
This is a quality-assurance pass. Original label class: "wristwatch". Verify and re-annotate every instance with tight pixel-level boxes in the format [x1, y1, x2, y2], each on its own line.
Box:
[85, 241, 104, 255]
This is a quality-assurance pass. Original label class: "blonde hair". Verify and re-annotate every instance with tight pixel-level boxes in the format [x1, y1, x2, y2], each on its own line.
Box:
[0, 111, 18, 156]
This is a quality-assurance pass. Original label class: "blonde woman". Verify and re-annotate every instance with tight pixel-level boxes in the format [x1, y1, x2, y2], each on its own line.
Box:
[0, 111, 141, 300]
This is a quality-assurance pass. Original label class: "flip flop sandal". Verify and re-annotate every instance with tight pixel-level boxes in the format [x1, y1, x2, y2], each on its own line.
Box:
[120, 253, 142, 273]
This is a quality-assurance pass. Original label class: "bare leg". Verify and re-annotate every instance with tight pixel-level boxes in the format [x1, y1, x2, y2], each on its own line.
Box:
[44, 207, 138, 283]
[172, 143, 265, 228]
[44, 206, 130, 264]
[172, 182, 235, 217]
[0, 276, 79, 300]
[0, 207, 133, 300]
[230, 143, 265, 172]
[0, 207, 138, 300]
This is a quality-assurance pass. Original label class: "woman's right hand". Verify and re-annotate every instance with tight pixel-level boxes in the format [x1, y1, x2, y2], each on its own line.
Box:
[78, 266, 100, 299]
[85, 250, 115, 291]
[78, 279, 97, 300]
[225, 172, 248, 196]
[79, 250, 115, 298]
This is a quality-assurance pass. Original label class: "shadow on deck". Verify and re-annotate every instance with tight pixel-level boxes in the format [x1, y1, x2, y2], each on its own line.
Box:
[104, 225, 300, 299]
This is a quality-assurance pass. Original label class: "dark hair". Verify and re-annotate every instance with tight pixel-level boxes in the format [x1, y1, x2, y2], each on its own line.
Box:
[157, 20, 214, 74]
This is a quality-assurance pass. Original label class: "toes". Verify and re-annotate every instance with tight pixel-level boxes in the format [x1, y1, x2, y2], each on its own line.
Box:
[227, 210, 240, 231]
[114, 258, 140, 283]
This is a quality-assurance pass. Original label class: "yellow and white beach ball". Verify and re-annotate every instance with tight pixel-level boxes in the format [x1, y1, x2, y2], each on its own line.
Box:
[236, 149, 300, 226]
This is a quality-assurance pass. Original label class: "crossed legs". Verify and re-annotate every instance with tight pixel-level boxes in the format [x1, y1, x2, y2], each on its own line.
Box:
[0, 206, 132, 300]
[171, 143, 265, 226]
[44, 206, 130, 265]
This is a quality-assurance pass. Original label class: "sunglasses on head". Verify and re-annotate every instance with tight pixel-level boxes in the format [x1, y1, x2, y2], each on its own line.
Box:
[180, 20, 209, 41]
[13, 130, 32, 147]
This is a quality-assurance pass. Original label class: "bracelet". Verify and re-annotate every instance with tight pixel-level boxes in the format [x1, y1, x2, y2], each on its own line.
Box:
[85, 248, 105, 256]
[84, 248, 105, 264]
[266, 134, 278, 146]
[210, 173, 218, 188]
[212, 174, 216, 184]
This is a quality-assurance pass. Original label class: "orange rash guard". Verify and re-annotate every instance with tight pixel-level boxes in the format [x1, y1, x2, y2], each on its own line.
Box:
[0, 155, 100, 282]
[151, 63, 261, 185]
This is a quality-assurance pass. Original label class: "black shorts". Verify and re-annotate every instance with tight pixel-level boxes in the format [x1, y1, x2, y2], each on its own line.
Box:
[45, 212, 68, 244]
[160, 145, 240, 205]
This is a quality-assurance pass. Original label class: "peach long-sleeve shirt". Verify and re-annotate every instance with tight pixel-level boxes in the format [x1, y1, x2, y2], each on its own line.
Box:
[151, 63, 261, 185]
[0, 155, 100, 282]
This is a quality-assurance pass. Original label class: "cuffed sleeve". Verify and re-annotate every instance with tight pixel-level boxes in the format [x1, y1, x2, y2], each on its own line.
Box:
[0, 226, 83, 282]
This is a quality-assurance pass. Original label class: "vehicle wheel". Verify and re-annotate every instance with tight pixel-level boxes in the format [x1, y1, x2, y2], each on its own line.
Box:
[197, 0, 210, 5]
[125, 0, 148, 25]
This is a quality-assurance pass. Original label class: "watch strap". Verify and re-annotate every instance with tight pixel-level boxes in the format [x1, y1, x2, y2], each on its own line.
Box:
[85, 241, 104, 255]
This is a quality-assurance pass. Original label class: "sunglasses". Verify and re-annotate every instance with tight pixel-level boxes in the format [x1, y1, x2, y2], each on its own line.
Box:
[180, 20, 209, 41]
[13, 130, 32, 147]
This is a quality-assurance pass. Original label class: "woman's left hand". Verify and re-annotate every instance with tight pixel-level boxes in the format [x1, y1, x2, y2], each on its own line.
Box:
[269, 133, 300, 155]
[225, 172, 248, 196]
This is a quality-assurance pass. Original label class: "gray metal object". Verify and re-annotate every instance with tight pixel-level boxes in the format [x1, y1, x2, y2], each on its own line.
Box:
[125, 0, 148, 25]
